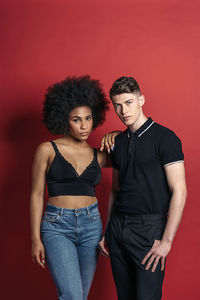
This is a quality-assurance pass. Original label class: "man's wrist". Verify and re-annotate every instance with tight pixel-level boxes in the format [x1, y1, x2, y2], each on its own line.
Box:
[161, 236, 173, 245]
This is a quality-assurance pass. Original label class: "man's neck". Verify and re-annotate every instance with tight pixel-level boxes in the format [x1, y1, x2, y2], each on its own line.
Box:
[128, 113, 148, 133]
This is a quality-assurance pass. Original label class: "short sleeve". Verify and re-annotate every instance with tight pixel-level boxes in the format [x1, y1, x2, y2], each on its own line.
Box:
[109, 130, 129, 170]
[159, 132, 184, 166]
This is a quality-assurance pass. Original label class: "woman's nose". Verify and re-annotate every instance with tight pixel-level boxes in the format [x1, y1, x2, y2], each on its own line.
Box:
[81, 121, 87, 129]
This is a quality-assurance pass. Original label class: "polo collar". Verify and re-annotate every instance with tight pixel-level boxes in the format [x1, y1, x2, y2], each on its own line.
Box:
[127, 117, 154, 138]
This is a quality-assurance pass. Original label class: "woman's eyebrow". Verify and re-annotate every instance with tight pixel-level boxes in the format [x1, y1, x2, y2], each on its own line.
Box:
[71, 116, 82, 119]
[71, 114, 92, 119]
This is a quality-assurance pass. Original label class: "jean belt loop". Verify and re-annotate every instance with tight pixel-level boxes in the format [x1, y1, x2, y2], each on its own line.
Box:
[86, 206, 90, 215]
[60, 208, 64, 216]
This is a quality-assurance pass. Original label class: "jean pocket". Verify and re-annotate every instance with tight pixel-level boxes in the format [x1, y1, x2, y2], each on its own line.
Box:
[88, 209, 101, 220]
[42, 211, 60, 223]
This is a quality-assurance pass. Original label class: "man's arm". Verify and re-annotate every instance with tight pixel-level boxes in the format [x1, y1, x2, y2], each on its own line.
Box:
[98, 168, 119, 256]
[142, 162, 187, 272]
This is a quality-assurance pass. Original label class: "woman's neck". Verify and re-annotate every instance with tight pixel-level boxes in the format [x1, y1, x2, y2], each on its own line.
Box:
[61, 134, 88, 147]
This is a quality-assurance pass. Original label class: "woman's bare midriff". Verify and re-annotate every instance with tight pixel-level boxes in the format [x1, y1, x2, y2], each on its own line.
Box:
[47, 195, 97, 209]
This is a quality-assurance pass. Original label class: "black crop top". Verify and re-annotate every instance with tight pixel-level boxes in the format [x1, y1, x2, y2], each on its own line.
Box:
[46, 141, 102, 197]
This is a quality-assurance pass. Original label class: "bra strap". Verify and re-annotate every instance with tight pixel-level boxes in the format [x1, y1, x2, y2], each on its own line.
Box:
[93, 148, 97, 160]
[50, 141, 59, 155]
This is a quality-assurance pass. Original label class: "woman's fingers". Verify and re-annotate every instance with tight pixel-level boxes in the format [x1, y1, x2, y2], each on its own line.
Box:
[32, 246, 46, 269]
[107, 135, 114, 151]
[100, 131, 121, 152]
[41, 249, 46, 267]
[103, 134, 114, 153]
[100, 136, 106, 151]
[100, 133, 115, 153]
[104, 134, 110, 153]
[35, 252, 45, 269]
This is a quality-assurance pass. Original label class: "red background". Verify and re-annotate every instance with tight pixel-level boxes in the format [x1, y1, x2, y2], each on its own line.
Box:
[1, 0, 200, 299]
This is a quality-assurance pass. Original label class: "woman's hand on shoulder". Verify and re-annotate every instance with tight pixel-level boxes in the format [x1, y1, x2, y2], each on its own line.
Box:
[100, 131, 121, 153]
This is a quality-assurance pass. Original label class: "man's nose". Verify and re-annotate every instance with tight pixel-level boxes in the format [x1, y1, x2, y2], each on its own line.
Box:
[121, 105, 128, 115]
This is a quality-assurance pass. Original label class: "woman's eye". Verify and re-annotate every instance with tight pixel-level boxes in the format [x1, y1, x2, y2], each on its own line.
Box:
[86, 116, 92, 120]
[73, 119, 78, 123]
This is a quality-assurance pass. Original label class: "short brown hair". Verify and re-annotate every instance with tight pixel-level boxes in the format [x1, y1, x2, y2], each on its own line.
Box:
[110, 76, 141, 100]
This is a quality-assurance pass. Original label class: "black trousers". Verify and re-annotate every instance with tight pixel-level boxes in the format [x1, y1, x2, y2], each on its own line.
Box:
[105, 212, 166, 300]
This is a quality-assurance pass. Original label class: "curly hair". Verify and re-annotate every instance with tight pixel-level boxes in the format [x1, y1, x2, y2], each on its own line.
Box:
[110, 76, 141, 99]
[43, 75, 109, 134]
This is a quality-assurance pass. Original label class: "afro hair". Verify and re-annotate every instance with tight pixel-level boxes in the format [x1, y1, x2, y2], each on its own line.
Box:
[43, 75, 109, 134]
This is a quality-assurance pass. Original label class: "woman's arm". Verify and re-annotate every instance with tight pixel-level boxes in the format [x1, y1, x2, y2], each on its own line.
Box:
[105, 168, 119, 225]
[30, 142, 51, 269]
[98, 168, 119, 256]
[97, 150, 112, 168]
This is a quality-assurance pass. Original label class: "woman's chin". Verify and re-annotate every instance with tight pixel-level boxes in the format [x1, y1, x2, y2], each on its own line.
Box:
[74, 135, 89, 142]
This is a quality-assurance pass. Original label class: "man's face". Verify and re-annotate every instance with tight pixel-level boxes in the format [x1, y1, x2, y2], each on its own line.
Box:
[112, 92, 145, 127]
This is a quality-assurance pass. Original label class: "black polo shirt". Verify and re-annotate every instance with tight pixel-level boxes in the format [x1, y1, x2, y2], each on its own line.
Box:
[110, 117, 184, 215]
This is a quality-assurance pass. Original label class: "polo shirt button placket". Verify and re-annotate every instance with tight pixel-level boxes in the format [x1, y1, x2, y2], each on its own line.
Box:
[128, 133, 136, 161]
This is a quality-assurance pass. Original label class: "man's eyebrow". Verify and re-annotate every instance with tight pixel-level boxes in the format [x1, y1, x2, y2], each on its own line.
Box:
[113, 98, 133, 104]
[125, 98, 134, 102]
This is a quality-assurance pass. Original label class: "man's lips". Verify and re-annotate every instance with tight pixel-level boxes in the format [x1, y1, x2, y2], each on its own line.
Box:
[122, 116, 131, 121]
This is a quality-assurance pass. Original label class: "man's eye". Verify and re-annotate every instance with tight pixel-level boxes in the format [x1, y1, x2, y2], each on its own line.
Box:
[127, 101, 132, 105]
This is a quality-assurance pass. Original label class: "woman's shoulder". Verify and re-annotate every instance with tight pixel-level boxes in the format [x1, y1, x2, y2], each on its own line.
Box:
[34, 141, 54, 156]
[96, 149, 108, 167]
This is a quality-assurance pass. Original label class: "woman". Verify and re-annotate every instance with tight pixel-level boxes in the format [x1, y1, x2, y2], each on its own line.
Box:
[30, 75, 109, 300]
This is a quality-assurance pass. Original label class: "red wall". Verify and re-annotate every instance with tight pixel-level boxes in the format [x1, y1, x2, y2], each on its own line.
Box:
[1, 0, 200, 299]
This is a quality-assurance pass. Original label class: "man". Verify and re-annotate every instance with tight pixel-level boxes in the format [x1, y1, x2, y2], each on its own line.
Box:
[99, 76, 187, 300]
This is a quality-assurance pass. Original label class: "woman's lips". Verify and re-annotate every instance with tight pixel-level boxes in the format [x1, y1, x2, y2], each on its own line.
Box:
[80, 132, 89, 136]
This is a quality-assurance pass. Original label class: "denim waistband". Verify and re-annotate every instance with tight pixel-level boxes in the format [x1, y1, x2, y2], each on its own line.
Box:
[45, 201, 98, 216]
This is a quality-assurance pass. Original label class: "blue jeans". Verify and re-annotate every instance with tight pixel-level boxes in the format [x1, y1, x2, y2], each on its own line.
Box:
[40, 201, 102, 300]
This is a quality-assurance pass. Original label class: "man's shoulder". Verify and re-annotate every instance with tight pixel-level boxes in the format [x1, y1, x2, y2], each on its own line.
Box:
[111, 129, 128, 155]
[153, 121, 176, 138]
[115, 129, 128, 142]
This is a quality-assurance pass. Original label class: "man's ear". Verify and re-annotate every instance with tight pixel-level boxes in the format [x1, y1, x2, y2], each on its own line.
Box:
[139, 95, 145, 107]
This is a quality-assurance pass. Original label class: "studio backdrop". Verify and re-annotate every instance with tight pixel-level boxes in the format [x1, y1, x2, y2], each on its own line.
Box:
[1, 0, 199, 299]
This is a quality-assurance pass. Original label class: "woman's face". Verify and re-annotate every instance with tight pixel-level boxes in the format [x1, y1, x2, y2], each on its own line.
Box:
[68, 106, 93, 141]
